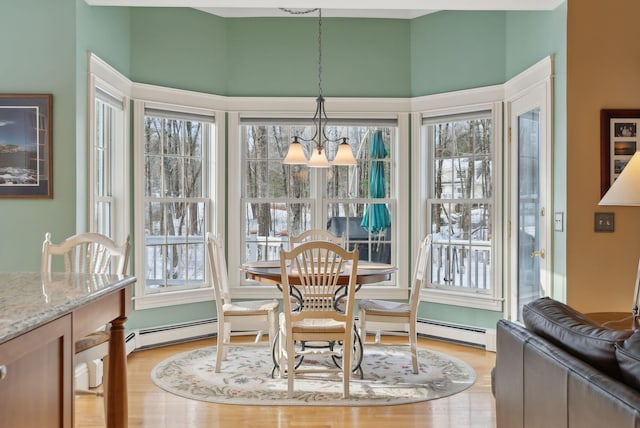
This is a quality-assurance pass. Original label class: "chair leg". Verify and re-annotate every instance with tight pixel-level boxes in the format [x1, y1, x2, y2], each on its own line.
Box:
[268, 311, 276, 350]
[409, 324, 418, 374]
[215, 319, 226, 373]
[342, 331, 352, 399]
[286, 331, 295, 398]
[278, 330, 285, 379]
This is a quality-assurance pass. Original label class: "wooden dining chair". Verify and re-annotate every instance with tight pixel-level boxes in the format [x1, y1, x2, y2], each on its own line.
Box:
[206, 233, 279, 372]
[288, 229, 348, 315]
[277, 241, 359, 398]
[358, 234, 432, 374]
[289, 229, 345, 248]
[41, 231, 130, 401]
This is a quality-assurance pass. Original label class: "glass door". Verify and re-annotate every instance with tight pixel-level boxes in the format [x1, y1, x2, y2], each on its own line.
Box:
[507, 78, 552, 322]
[516, 108, 543, 320]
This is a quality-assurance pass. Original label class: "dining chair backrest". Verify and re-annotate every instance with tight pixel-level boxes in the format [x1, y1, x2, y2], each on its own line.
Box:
[279, 241, 359, 322]
[289, 229, 345, 248]
[206, 233, 232, 309]
[408, 234, 432, 314]
[41, 232, 130, 275]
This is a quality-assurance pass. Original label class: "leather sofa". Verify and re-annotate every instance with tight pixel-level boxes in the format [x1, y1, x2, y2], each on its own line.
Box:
[493, 297, 640, 428]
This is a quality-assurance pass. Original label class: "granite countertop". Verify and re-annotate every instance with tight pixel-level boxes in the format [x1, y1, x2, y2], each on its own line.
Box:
[0, 271, 135, 344]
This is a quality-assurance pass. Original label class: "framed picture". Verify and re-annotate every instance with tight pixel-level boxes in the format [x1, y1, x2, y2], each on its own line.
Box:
[0, 94, 52, 198]
[600, 109, 640, 197]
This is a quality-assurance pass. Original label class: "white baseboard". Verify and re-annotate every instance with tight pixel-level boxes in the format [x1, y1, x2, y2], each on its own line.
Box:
[123, 317, 497, 355]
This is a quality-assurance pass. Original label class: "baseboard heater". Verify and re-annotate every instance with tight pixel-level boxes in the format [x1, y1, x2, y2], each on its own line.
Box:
[416, 318, 496, 351]
[134, 318, 216, 351]
[127, 316, 496, 354]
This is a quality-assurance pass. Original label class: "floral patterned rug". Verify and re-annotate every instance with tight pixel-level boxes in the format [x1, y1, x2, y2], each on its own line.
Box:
[150, 345, 476, 406]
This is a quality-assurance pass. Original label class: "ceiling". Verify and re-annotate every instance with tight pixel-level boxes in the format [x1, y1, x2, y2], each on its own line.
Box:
[84, 0, 565, 19]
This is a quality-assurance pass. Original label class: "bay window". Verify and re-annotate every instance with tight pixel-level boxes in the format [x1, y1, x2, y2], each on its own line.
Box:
[413, 93, 504, 311]
[133, 97, 223, 309]
[88, 54, 130, 247]
[228, 105, 409, 299]
[240, 120, 396, 266]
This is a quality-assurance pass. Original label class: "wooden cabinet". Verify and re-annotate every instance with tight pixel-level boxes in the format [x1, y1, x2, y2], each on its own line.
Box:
[0, 315, 72, 428]
[0, 272, 134, 428]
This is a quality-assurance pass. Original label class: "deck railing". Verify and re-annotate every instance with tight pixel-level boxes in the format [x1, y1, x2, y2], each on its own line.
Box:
[430, 239, 491, 291]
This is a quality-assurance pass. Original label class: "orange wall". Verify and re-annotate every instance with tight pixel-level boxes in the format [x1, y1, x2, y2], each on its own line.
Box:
[567, 0, 640, 312]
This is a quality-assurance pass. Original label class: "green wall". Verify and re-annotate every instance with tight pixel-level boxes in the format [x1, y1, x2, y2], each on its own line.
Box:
[76, 1, 132, 232]
[128, 10, 411, 98]
[0, 1, 567, 333]
[0, 0, 78, 271]
[226, 17, 411, 97]
[410, 11, 507, 96]
[130, 8, 227, 95]
[507, 4, 568, 302]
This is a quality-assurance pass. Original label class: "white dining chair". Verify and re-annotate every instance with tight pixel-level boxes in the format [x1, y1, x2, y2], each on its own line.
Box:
[206, 233, 279, 372]
[277, 241, 359, 398]
[289, 229, 345, 248]
[358, 234, 432, 374]
[41, 231, 130, 404]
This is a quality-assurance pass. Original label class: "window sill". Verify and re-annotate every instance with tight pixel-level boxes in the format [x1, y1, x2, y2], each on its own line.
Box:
[133, 288, 215, 310]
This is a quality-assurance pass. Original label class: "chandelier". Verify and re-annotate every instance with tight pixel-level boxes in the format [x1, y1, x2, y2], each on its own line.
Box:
[281, 8, 357, 168]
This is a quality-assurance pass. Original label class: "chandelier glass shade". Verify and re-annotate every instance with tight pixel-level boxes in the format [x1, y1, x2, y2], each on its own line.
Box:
[281, 8, 357, 168]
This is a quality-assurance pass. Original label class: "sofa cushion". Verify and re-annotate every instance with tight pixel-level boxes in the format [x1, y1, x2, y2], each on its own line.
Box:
[523, 297, 633, 379]
[616, 331, 640, 390]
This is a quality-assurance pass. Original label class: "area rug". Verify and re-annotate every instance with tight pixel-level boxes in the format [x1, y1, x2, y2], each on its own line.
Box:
[150, 345, 476, 406]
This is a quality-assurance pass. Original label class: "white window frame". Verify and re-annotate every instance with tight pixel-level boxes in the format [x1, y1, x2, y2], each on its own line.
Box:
[412, 87, 504, 311]
[87, 53, 131, 246]
[227, 97, 410, 301]
[132, 84, 226, 310]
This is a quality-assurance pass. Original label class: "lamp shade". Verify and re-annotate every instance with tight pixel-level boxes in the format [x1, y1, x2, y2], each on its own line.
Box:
[332, 138, 357, 166]
[283, 137, 308, 165]
[308, 147, 330, 168]
[599, 151, 640, 206]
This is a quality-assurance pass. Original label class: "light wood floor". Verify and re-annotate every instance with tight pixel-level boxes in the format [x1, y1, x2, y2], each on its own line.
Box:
[76, 336, 496, 427]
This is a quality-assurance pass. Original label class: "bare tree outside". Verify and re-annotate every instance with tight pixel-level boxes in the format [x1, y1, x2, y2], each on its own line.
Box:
[429, 116, 493, 291]
[241, 122, 395, 265]
[144, 114, 208, 290]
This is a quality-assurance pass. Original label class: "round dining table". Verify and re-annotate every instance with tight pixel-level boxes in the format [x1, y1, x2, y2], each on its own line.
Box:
[240, 260, 396, 378]
[242, 260, 396, 287]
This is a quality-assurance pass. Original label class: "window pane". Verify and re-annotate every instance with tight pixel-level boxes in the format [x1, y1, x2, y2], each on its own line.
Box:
[94, 201, 112, 237]
[427, 114, 493, 293]
[143, 111, 211, 294]
[326, 202, 392, 264]
[93, 99, 116, 236]
[240, 122, 396, 275]
[145, 155, 163, 197]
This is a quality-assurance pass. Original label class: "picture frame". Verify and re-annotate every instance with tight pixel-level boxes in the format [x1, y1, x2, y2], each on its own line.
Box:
[600, 109, 640, 197]
[0, 94, 52, 198]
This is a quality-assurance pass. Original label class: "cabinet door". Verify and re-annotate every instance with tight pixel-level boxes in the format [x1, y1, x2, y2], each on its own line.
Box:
[0, 315, 73, 428]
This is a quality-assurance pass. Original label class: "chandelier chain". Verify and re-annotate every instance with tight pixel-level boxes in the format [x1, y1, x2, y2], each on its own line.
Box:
[279, 8, 318, 15]
[318, 8, 323, 98]
[278, 8, 323, 97]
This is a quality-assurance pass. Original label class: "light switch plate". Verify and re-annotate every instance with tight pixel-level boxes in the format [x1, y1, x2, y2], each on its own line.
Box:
[594, 212, 615, 232]
[554, 212, 563, 232]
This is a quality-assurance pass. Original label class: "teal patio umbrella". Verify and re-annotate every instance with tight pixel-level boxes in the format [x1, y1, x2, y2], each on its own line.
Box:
[361, 130, 391, 234]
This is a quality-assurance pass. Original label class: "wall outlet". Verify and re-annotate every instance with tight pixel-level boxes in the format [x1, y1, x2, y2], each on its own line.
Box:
[594, 212, 615, 232]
